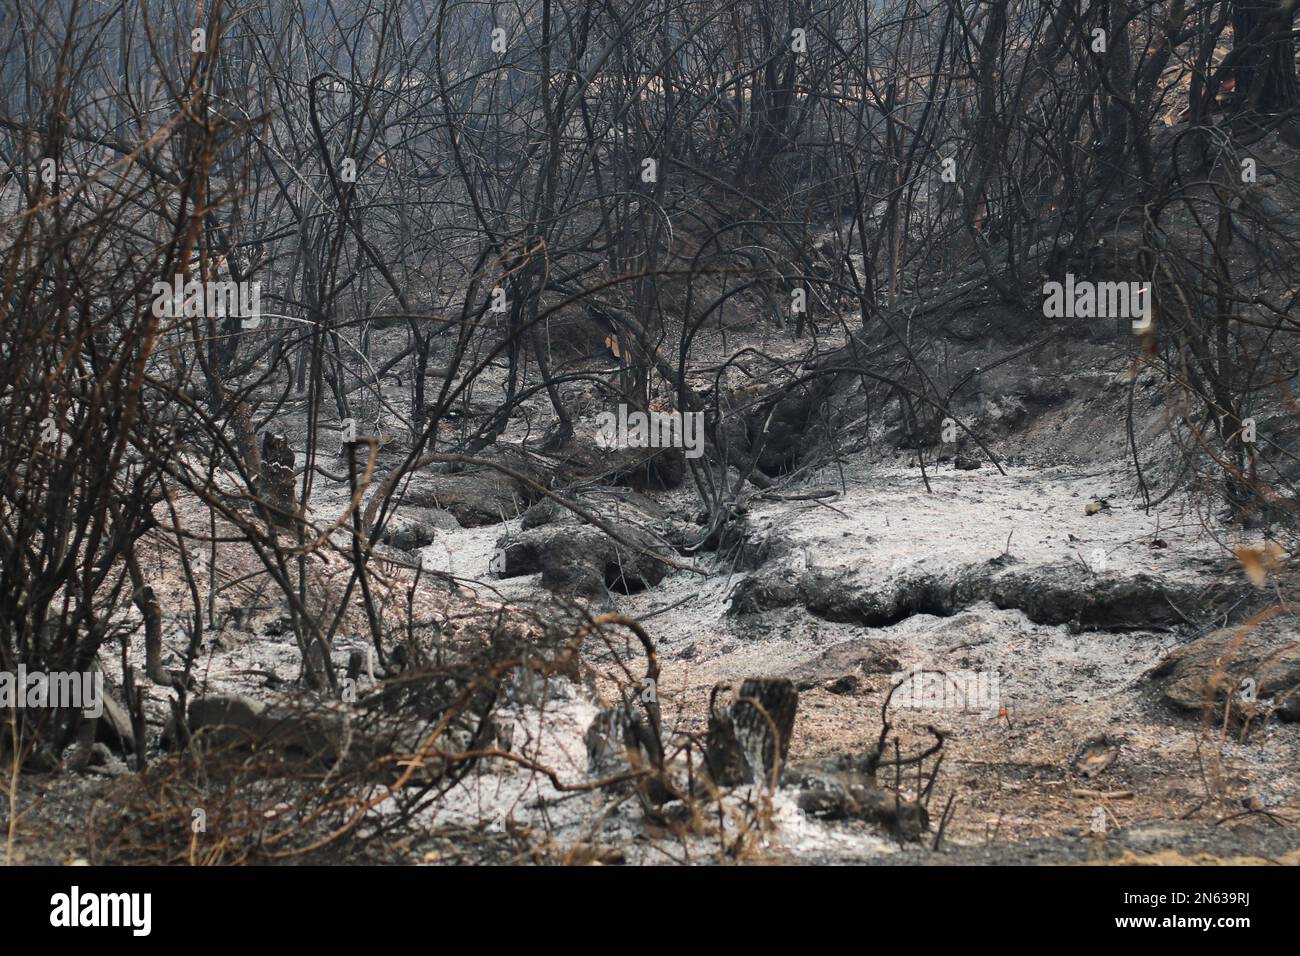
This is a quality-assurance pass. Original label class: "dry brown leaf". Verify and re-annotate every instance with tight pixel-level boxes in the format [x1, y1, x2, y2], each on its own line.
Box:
[1234, 542, 1286, 588]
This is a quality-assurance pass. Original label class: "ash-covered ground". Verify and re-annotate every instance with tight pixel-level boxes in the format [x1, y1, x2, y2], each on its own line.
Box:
[9, 308, 1299, 866]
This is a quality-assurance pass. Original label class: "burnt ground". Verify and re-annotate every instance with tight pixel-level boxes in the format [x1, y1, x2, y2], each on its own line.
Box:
[4, 289, 1300, 867]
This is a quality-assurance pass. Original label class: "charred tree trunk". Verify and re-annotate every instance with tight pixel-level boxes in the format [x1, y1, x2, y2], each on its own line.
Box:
[1229, 0, 1299, 115]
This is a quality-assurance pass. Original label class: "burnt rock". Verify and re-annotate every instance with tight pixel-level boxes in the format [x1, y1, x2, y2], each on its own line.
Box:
[786, 638, 903, 692]
[749, 379, 834, 476]
[404, 448, 547, 527]
[730, 558, 1224, 633]
[788, 753, 930, 840]
[378, 505, 460, 552]
[495, 522, 673, 597]
[164, 693, 380, 774]
[1149, 617, 1300, 724]
[717, 515, 796, 571]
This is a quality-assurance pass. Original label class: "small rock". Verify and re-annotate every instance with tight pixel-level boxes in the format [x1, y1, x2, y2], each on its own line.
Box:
[264, 616, 293, 637]
[379, 506, 460, 551]
[826, 674, 861, 695]
[1071, 734, 1120, 779]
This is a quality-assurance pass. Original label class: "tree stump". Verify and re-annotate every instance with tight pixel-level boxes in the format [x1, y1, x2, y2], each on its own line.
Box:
[704, 677, 798, 788]
[259, 432, 297, 528]
[585, 704, 662, 778]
